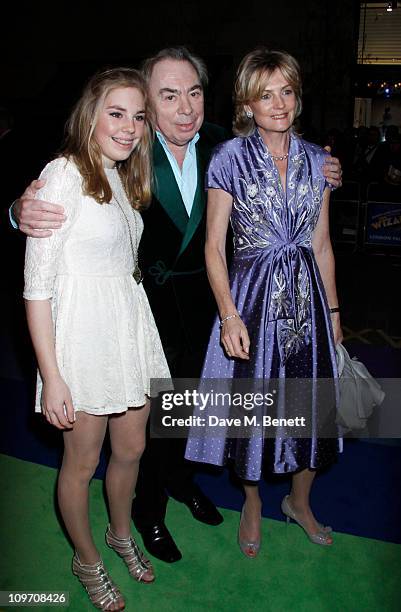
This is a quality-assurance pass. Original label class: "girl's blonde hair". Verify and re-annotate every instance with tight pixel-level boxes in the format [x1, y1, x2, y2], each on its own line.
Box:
[62, 67, 152, 209]
[233, 48, 302, 137]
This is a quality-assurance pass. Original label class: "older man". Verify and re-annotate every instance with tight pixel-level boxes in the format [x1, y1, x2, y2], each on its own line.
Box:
[12, 47, 342, 563]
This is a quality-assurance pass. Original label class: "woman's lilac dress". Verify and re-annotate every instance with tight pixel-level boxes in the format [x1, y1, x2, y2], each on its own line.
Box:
[185, 131, 340, 480]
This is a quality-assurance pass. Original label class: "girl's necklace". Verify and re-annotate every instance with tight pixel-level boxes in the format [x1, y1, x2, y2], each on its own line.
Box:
[113, 193, 143, 285]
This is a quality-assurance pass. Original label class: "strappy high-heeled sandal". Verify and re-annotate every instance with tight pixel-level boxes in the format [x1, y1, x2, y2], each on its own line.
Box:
[105, 524, 155, 583]
[72, 553, 125, 611]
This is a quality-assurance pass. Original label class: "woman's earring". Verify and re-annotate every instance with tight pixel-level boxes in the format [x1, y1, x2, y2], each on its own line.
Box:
[245, 109, 253, 119]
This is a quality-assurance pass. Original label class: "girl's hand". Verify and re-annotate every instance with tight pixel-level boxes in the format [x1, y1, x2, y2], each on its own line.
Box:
[221, 316, 250, 359]
[331, 313, 343, 345]
[42, 376, 75, 429]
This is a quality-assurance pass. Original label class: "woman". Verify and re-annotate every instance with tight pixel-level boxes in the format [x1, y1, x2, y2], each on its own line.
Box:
[185, 48, 342, 556]
[24, 68, 170, 609]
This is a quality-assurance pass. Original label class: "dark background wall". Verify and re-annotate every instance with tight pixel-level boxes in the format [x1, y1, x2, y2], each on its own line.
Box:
[1, 0, 358, 183]
[0, 0, 361, 382]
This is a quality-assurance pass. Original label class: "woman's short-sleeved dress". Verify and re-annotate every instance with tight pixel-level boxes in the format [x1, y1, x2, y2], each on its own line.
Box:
[24, 157, 170, 415]
[185, 131, 341, 479]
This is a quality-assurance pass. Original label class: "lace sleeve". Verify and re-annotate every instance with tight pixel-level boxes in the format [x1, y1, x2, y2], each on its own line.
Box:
[23, 158, 82, 300]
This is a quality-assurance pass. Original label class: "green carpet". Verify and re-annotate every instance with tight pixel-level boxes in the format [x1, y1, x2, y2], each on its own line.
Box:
[0, 454, 400, 612]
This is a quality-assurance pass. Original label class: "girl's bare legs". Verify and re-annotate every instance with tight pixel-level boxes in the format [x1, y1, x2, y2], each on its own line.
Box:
[106, 401, 153, 582]
[59, 412, 125, 610]
[106, 401, 150, 538]
[240, 483, 262, 556]
[59, 412, 108, 564]
[288, 468, 333, 543]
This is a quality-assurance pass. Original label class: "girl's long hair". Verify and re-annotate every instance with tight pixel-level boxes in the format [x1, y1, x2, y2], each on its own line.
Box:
[62, 67, 152, 209]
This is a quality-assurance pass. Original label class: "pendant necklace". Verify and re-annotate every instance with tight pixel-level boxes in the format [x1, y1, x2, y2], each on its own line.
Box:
[113, 190, 143, 285]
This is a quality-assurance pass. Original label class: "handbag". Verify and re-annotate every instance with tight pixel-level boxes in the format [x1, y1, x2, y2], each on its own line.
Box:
[335, 343, 385, 431]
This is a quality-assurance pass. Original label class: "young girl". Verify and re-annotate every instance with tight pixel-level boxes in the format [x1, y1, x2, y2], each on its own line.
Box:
[24, 68, 170, 611]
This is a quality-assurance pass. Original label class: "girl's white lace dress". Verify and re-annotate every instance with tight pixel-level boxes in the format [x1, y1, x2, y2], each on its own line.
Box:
[24, 157, 170, 414]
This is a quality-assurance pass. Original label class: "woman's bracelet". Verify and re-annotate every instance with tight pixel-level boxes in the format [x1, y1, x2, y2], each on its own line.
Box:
[220, 314, 239, 328]
[329, 307, 340, 314]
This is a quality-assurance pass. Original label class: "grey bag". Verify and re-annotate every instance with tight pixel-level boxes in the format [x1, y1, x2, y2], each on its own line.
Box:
[336, 344, 385, 431]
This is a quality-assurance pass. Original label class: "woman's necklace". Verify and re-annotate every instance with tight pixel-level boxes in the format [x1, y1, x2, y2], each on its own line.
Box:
[270, 152, 289, 161]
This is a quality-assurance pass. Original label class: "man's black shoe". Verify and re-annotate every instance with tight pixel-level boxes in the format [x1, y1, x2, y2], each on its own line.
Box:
[182, 490, 224, 526]
[135, 522, 182, 563]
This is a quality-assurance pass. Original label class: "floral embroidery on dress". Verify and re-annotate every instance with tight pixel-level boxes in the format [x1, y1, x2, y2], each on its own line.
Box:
[270, 270, 293, 320]
[279, 317, 312, 361]
[247, 184, 258, 198]
[226, 132, 326, 361]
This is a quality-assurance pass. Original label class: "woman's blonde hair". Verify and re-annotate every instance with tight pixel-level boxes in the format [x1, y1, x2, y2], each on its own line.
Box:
[62, 67, 152, 209]
[233, 48, 302, 137]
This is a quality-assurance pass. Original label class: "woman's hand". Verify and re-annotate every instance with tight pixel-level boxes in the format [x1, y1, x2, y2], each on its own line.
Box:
[42, 376, 75, 430]
[331, 313, 343, 345]
[220, 316, 250, 359]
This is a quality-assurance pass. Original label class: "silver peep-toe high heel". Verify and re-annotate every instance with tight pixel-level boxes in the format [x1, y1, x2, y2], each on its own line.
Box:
[281, 495, 333, 545]
[238, 505, 261, 558]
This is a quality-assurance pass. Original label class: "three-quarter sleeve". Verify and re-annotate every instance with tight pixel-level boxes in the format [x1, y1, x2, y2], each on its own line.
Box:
[23, 158, 81, 300]
[205, 142, 234, 196]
